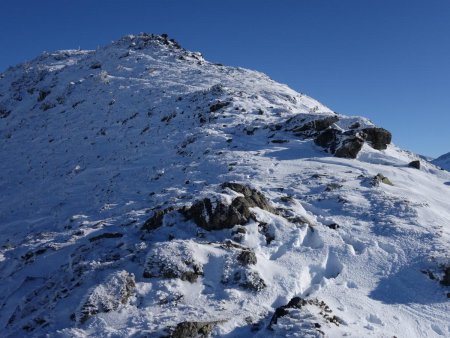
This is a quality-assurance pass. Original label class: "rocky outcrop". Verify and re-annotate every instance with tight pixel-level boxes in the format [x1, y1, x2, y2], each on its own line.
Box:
[222, 182, 276, 213]
[78, 271, 135, 323]
[284, 114, 392, 158]
[361, 127, 392, 150]
[286, 115, 339, 137]
[182, 183, 275, 231]
[314, 129, 365, 159]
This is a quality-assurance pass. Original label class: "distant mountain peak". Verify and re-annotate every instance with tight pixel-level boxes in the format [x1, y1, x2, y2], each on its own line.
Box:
[432, 151, 450, 171]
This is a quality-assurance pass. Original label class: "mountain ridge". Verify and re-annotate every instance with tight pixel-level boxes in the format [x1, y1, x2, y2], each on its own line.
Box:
[0, 33, 449, 337]
[432, 152, 450, 171]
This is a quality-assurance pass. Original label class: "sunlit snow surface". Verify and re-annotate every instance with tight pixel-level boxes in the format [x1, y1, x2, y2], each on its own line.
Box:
[0, 34, 449, 337]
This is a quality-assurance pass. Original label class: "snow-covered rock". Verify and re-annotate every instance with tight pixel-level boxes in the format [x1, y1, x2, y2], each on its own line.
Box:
[0, 33, 449, 337]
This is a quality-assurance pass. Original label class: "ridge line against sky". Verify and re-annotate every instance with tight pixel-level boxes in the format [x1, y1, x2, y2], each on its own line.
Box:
[1, 0, 449, 157]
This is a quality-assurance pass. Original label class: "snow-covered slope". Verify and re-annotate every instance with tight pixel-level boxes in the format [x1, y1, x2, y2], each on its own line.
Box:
[433, 152, 450, 171]
[0, 34, 449, 337]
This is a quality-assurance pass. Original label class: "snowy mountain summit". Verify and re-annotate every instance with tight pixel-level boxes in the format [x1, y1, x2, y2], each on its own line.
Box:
[433, 152, 450, 172]
[1, 33, 449, 337]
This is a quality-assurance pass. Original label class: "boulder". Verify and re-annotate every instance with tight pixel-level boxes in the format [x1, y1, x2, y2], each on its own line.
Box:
[373, 174, 393, 186]
[314, 129, 365, 159]
[141, 207, 174, 231]
[334, 131, 365, 159]
[314, 129, 341, 152]
[183, 197, 249, 231]
[361, 127, 391, 150]
[183, 183, 275, 231]
[408, 160, 421, 170]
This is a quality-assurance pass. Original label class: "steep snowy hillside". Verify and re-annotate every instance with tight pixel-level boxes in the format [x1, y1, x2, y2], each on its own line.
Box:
[0, 33, 449, 337]
[433, 152, 450, 171]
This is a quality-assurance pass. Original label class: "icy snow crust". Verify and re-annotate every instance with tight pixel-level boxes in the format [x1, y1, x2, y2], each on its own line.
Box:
[0, 34, 449, 337]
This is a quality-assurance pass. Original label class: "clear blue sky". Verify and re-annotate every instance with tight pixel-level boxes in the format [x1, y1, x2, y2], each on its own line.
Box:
[1, 0, 449, 157]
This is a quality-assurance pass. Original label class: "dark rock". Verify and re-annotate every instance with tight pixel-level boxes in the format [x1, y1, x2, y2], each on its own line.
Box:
[314, 129, 340, 151]
[221, 182, 276, 214]
[314, 125, 391, 158]
[183, 183, 275, 231]
[288, 115, 339, 136]
[238, 270, 266, 291]
[169, 321, 217, 338]
[209, 101, 230, 112]
[40, 102, 56, 111]
[141, 207, 174, 231]
[37, 90, 50, 102]
[408, 160, 421, 170]
[441, 266, 450, 286]
[258, 222, 275, 244]
[232, 226, 247, 235]
[90, 62, 102, 69]
[269, 298, 341, 331]
[325, 183, 342, 192]
[361, 127, 391, 150]
[269, 297, 306, 328]
[349, 122, 360, 129]
[237, 250, 257, 266]
[89, 232, 123, 242]
[373, 174, 393, 186]
[326, 223, 340, 230]
[334, 131, 365, 159]
[0, 107, 11, 118]
[271, 139, 289, 144]
[183, 198, 249, 231]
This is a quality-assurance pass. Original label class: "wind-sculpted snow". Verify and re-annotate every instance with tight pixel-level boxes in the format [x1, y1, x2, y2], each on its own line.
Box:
[0, 33, 449, 337]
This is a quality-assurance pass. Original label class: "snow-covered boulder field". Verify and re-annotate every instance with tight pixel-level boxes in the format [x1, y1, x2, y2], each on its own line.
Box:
[0, 33, 449, 337]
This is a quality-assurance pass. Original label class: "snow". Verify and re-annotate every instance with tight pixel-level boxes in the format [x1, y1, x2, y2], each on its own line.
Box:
[0, 33, 449, 337]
